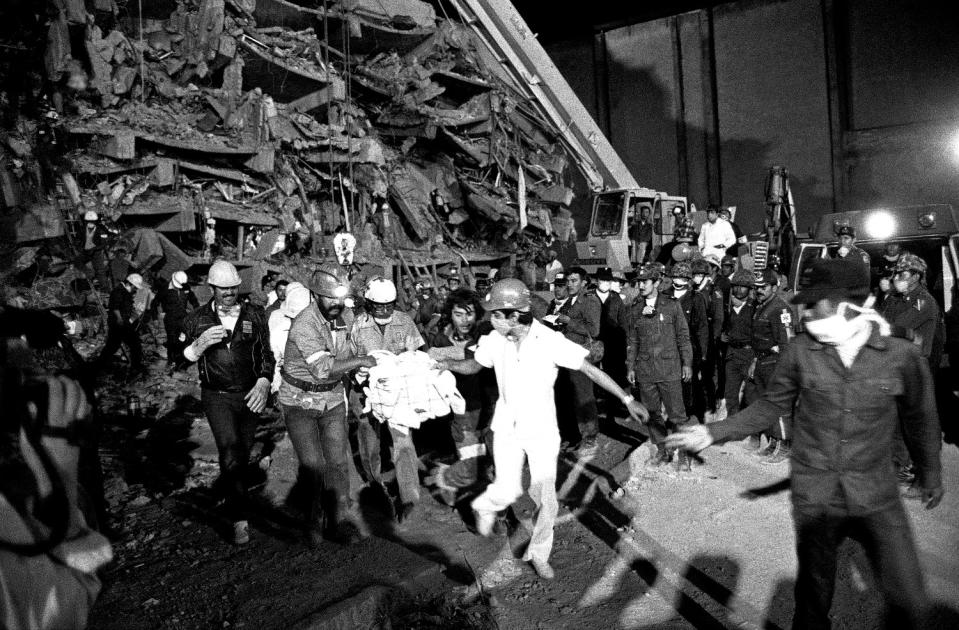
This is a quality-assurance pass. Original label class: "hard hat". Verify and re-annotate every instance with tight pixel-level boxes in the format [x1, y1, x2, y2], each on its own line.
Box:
[364, 277, 397, 304]
[171, 270, 188, 289]
[754, 268, 780, 287]
[208, 260, 241, 288]
[126, 273, 145, 290]
[280, 282, 311, 318]
[636, 263, 661, 281]
[83, 210, 98, 222]
[703, 253, 722, 269]
[836, 224, 856, 238]
[670, 262, 693, 280]
[416, 277, 434, 290]
[206, 217, 217, 226]
[333, 232, 357, 252]
[690, 258, 710, 275]
[721, 255, 736, 267]
[895, 253, 927, 276]
[309, 262, 349, 299]
[730, 269, 755, 287]
[672, 242, 694, 261]
[483, 279, 531, 311]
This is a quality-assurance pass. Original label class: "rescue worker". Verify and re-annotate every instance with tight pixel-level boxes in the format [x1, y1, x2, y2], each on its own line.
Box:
[280, 263, 369, 546]
[714, 255, 737, 405]
[440, 279, 648, 580]
[833, 225, 870, 266]
[349, 277, 426, 522]
[182, 260, 274, 545]
[108, 245, 133, 289]
[721, 270, 756, 419]
[545, 272, 569, 317]
[413, 278, 441, 338]
[267, 282, 311, 393]
[428, 289, 497, 501]
[692, 256, 725, 421]
[718, 207, 746, 256]
[79, 210, 112, 289]
[627, 263, 693, 469]
[595, 267, 630, 396]
[747, 268, 794, 464]
[628, 204, 654, 265]
[552, 267, 602, 456]
[93, 272, 145, 375]
[667, 257, 943, 630]
[667, 261, 709, 424]
[880, 253, 944, 485]
[544, 250, 564, 288]
[698, 205, 737, 257]
[156, 270, 200, 370]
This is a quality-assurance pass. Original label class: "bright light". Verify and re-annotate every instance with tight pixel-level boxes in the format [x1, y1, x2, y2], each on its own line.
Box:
[951, 130, 959, 162]
[864, 211, 896, 239]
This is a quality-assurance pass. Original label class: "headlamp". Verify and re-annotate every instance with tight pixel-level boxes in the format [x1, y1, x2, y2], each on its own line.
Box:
[864, 211, 895, 239]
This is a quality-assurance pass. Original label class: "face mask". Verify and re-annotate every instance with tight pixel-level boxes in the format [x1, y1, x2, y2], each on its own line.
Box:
[838, 246, 850, 257]
[373, 315, 393, 325]
[893, 279, 911, 294]
[803, 302, 885, 345]
[490, 317, 513, 338]
[672, 281, 688, 296]
[597, 281, 611, 293]
[692, 274, 706, 287]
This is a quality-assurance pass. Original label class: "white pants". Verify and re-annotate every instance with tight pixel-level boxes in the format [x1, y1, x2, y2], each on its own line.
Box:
[471, 431, 560, 563]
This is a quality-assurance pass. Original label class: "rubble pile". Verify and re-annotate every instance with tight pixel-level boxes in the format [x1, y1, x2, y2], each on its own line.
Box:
[2, 0, 585, 292]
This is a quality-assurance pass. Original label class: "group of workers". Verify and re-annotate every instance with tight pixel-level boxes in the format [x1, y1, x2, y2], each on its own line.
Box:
[87, 210, 949, 626]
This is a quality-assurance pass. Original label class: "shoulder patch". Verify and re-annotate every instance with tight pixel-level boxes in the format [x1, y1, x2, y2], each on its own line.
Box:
[780, 310, 792, 325]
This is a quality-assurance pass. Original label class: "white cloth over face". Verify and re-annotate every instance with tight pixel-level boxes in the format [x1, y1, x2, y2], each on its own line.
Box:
[363, 350, 466, 433]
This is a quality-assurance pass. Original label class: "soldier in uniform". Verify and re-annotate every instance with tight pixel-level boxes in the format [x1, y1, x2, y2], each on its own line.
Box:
[666, 261, 709, 424]
[595, 267, 631, 398]
[721, 270, 756, 420]
[880, 253, 944, 484]
[545, 272, 569, 317]
[692, 257, 725, 421]
[748, 268, 794, 464]
[627, 263, 694, 470]
[833, 225, 871, 266]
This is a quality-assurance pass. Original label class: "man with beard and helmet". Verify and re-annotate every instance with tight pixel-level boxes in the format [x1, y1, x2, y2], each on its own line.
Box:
[720, 269, 756, 420]
[880, 253, 943, 486]
[667, 261, 709, 425]
[691, 257, 725, 422]
[667, 257, 943, 630]
[748, 267, 794, 465]
[428, 288, 498, 503]
[627, 263, 694, 470]
[280, 263, 374, 546]
[182, 260, 274, 545]
[439, 279, 648, 580]
[349, 277, 426, 523]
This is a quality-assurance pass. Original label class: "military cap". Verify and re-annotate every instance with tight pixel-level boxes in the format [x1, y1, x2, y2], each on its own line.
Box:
[671, 261, 693, 279]
[895, 253, 927, 276]
[753, 267, 780, 287]
[721, 255, 736, 267]
[836, 224, 856, 238]
[730, 269, 755, 287]
[553, 272, 568, 286]
[636, 263, 661, 281]
[690, 258, 711, 275]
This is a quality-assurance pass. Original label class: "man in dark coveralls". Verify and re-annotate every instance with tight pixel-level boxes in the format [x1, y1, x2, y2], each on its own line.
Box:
[667, 257, 943, 630]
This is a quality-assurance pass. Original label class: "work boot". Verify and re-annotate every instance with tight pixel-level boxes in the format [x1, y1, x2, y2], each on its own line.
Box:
[714, 400, 728, 423]
[754, 437, 777, 458]
[743, 435, 761, 452]
[762, 440, 791, 465]
[676, 449, 692, 472]
[650, 444, 672, 466]
[529, 557, 555, 580]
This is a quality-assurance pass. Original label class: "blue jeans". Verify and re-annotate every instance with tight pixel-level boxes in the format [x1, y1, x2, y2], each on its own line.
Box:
[202, 389, 259, 519]
[283, 403, 351, 526]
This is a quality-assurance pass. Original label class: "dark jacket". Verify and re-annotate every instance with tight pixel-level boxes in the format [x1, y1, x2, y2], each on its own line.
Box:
[627, 295, 692, 383]
[724, 300, 754, 347]
[563, 292, 601, 345]
[157, 286, 199, 329]
[182, 301, 275, 393]
[751, 293, 793, 357]
[107, 285, 135, 328]
[599, 291, 630, 376]
[881, 284, 943, 361]
[697, 280, 725, 344]
[671, 289, 709, 361]
[710, 329, 942, 514]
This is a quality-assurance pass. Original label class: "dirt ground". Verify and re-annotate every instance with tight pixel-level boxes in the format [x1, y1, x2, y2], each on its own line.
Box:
[84, 346, 959, 630]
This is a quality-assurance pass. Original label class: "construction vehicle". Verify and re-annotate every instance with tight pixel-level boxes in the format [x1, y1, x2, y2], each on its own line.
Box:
[451, 0, 688, 276]
[790, 204, 959, 311]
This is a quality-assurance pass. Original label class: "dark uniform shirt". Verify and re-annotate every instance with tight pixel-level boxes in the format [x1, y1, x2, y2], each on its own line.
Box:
[697, 280, 725, 344]
[881, 284, 942, 361]
[751, 293, 793, 357]
[725, 300, 754, 346]
[157, 286, 200, 328]
[627, 295, 692, 383]
[710, 329, 942, 514]
[670, 290, 709, 361]
[107, 285, 135, 326]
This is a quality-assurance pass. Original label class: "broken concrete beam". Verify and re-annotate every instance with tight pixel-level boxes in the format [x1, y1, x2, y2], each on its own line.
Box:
[286, 81, 347, 113]
[152, 159, 176, 187]
[239, 36, 338, 102]
[345, 0, 437, 30]
[252, 0, 322, 30]
[378, 121, 437, 139]
[535, 184, 574, 206]
[112, 66, 138, 95]
[94, 132, 136, 160]
[244, 146, 276, 174]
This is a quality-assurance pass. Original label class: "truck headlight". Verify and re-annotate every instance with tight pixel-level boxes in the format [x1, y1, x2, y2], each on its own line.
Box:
[864, 211, 895, 239]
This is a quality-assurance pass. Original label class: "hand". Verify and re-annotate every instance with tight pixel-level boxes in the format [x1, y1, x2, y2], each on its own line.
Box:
[626, 369, 636, 385]
[642, 305, 655, 316]
[244, 377, 270, 413]
[681, 365, 692, 382]
[556, 314, 570, 325]
[197, 325, 228, 350]
[625, 399, 649, 423]
[720, 332, 729, 343]
[663, 425, 713, 453]
[919, 484, 944, 510]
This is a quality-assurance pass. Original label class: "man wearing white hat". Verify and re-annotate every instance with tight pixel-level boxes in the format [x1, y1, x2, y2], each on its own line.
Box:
[157, 270, 200, 370]
[94, 272, 145, 374]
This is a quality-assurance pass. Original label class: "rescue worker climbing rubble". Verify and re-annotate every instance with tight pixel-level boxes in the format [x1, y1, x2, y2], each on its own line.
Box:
[439, 279, 648, 580]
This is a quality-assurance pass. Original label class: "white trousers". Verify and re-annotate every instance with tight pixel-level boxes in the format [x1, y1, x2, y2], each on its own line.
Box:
[471, 431, 560, 563]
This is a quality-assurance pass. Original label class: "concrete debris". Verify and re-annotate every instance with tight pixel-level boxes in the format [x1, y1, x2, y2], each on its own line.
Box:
[2, 0, 589, 291]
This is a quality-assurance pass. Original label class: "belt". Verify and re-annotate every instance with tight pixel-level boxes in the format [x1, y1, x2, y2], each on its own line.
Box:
[728, 342, 752, 349]
[755, 349, 776, 360]
[281, 369, 341, 393]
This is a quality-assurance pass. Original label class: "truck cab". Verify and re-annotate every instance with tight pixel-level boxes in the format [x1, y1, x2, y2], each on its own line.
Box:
[574, 188, 688, 274]
[790, 205, 959, 312]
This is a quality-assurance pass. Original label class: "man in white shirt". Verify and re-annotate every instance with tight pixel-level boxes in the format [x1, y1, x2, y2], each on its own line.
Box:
[698, 205, 737, 255]
[544, 250, 563, 289]
[440, 280, 648, 580]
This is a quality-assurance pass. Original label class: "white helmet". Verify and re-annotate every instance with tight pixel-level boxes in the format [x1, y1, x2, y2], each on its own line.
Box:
[126, 273, 145, 290]
[171, 270, 188, 289]
[280, 282, 310, 318]
[83, 210, 98, 222]
[364, 278, 397, 304]
[207, 260, 241, 288]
